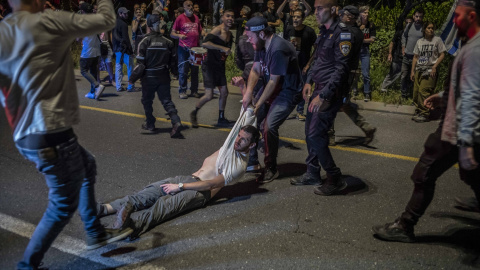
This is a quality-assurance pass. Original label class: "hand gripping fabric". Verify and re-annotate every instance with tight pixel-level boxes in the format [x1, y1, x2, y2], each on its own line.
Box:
[215, 106, 257, 185]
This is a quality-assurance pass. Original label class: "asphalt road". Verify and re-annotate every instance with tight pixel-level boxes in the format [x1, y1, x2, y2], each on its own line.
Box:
[1, 72, 479, 270]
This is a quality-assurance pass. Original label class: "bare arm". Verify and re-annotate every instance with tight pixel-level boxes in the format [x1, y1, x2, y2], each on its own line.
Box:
[387, 41, 393, 62]
[170, 30, 187, 40]
[242, 61, 262, 109]
[202, 41, 230, 53]
[431, 52, 445, 77]
[254, 74, 281, 113]
[270, 18, 282, 27]
[132, 19, 139, 32]
[277, 0, 288, 18]
[410, 54, 419, 81]
[161, 174, 226, 193]
[301, 0, 312, 16]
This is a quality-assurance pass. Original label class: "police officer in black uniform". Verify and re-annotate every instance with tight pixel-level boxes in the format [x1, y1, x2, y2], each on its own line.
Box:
[129, 14, 183, 138]
[292, 0, 356, 195]
[326, 5, 376, 146]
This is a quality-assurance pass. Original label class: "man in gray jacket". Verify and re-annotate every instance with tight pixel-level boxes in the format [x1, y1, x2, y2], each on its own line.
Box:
[0, 0, 133, 268]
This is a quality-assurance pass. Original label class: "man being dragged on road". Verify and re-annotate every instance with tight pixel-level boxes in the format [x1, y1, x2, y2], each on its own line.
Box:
[190, 10, 235, 127]
[97, 108, 259, 238]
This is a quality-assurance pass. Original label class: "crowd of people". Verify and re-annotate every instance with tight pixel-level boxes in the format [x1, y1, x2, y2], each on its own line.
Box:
[1, 0, 480, 269]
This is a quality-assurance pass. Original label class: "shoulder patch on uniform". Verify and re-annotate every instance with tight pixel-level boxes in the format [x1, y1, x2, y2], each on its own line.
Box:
[339, 41, 352, 56]
[340, 33, 351, 41]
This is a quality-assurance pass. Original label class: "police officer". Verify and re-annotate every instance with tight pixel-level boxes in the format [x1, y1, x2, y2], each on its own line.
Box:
[293, 0, 356, 195]
[326, 5, 376, 146]
[130, 14, 183, 138]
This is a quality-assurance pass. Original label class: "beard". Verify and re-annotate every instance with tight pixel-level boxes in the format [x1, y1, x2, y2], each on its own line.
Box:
[253, 38, 266, 51]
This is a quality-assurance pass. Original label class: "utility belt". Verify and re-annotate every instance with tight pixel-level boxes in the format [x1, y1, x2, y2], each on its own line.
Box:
[16, 128, 76, 150]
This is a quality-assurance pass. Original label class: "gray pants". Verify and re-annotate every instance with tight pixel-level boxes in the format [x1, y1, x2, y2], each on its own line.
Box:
[381, 61, 402, 92]
[329, 102, 374, 137]
[110, 175, 211, 237]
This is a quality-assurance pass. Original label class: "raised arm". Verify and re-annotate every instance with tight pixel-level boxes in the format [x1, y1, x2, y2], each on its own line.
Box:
[277, 0, 288, 19]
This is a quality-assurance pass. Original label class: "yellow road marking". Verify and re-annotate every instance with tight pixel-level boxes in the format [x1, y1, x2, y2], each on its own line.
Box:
[80, 105, 424, 163]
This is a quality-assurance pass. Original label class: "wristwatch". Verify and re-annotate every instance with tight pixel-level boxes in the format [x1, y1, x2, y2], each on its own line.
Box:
[178, 183, 184, 191]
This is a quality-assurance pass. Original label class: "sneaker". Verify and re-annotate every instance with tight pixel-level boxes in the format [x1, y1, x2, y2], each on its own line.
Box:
[94, 85, 105, 100]
[246, 163, 262, 172]
[313, 179, 347, 196]
[414, 115, 429, 123]
[112, 202, 134, 230]
[352, 89, 358, 97]
[455, 196, 480, 213]
[141, 122, 155, 131]
[85, 92, 95, 99]
[290, 172, 321, 186]
[364, 127, 376, 145]
[257, 168, 279, 184]
[372, 220, 415, 243]
[364, 93, 371, 102]
[127, 86, 141, 92]
[117, 87, 126, 92]
[217, 117, 235, 127]
[411, 114, 419, 121]
[296, 113, 306, 121]
[179, 92, 188, 99]
[190, 110, 199, 128]
[86, 227, 133, 250]
[190, 92, 202, 98]
[170, 122, 183, 138]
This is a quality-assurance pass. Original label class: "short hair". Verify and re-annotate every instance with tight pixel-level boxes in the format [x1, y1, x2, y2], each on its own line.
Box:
[177, 7, 184, 13]
[359, 5, 369, 13]
[223, 9, 234, 15]
[241, 125, 260, 144]
[293, 8, 305, 18]
[251, 12, 263, 18]
[414, 7, 425, 15]
[193, 3, 199, 7]
[242, 5, 251, 16]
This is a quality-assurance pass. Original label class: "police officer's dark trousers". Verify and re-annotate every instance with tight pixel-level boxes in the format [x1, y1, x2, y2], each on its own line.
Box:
[305, 89, 343, 180]
[141, 76, 180, 126]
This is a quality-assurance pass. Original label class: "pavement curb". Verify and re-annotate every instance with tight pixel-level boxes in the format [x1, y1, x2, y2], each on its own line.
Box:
[84, 69, 415, 116]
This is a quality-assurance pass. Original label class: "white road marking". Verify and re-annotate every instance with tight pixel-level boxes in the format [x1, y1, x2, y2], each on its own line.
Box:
[0, 212, 164, 269]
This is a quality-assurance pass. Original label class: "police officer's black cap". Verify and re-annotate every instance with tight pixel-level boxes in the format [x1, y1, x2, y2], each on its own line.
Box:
[341, 5, 359, 18]
[80, 2, 93, 13]
[147, 14, 160, 27]
[245, 16, 270, 32]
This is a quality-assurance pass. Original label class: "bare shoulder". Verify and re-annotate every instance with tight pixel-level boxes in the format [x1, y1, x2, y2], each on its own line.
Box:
[210, 26, 222, 36]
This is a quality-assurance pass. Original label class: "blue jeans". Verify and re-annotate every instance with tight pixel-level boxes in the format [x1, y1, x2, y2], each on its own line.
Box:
[305, 95, 343, 178]
[249, 90, 302, 169]
[16, 137, 104, 269]
[115, 52, 134, 90]
[178, 46, 199, 94]
[359, 47, 371, 94]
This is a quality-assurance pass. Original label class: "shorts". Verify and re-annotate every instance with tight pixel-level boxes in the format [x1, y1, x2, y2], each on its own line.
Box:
[202, 63, 226, 89]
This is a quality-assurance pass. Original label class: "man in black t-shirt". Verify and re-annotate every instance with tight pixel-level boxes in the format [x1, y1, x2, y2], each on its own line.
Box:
[286, 9, 316, 120]
[242, 16, 303, 183]
[190, 10, 234, 127]
[277, 0, 312, 40]
[263, 0, 281, 33]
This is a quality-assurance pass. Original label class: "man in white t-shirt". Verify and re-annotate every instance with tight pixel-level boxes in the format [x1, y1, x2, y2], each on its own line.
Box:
[97, 114, 258, 238]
